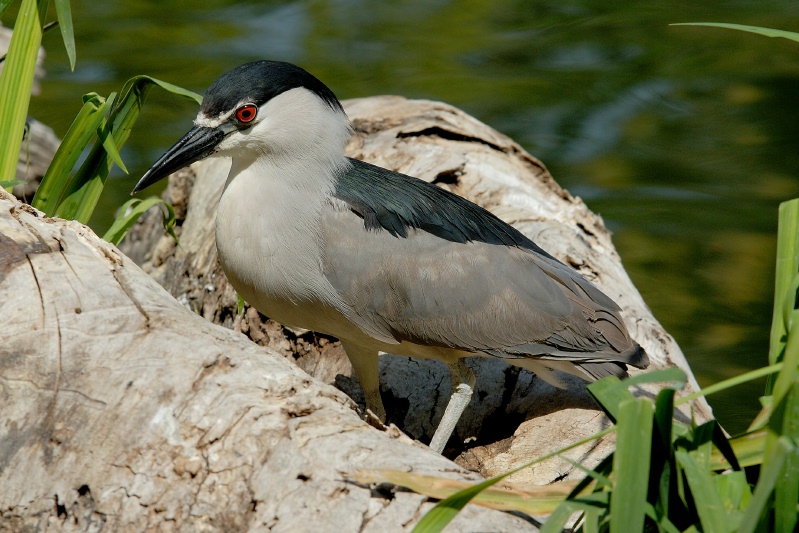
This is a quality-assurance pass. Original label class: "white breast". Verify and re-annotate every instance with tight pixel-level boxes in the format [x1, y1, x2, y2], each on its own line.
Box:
[211, 86, 362, 335]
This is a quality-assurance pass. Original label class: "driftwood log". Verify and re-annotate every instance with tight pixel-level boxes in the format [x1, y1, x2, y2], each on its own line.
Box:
[0, 189, 535, 531]
[1, 95, 713, 531]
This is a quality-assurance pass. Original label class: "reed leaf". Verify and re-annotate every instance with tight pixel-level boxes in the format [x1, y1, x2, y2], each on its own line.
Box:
[53, 0, 75, 70]
[0, 0, 14, 18]
[31, 93, 111, 215]
[671, 23, 799, 43]
[610, 398, 654, 533]
[103, 197, 175, 246]
[738, 437, 793, 533]
[675, 450, 731, 533]
[0, 0, 48, 181]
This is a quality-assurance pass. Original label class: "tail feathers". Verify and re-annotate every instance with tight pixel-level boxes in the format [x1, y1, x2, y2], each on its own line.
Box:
[626, 343, 650, 369]
[577, 361, 628, 381]
[502, 343, 650, 387]
[576, 343, 649, 382]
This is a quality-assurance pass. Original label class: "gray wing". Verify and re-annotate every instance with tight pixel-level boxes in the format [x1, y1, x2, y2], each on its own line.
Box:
[321, 203, 641, 366]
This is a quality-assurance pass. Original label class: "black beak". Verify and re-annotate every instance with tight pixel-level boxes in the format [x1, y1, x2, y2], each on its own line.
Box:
[132, 125, 225, 194]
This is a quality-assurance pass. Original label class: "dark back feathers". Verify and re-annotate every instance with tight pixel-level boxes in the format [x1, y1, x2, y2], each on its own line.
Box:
[335, 158, 557, 259]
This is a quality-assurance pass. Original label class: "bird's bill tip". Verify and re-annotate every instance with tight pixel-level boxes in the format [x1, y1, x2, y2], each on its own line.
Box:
[131, 125, 226, 194]
[131, 168, 162, 195]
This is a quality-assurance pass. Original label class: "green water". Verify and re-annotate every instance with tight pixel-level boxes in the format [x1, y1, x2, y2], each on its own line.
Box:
[12, 0, 799, 434]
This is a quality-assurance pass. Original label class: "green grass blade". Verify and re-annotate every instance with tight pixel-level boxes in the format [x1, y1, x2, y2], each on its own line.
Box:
[53, 141, 110, 222]
[1, 179, 25, 192]
[671, 23, 799, 44]
[0, 0, 47, 181]
[539, 501, 584, 533]
[711, 430, 765, 470]
[714, 471, 748, 531]
[31, 93, 110, 215]
[773, 382, 799, 533]
[355, 469, 576, 516]
[652, 388, 676, 519]
[566, 452, 614, 499]
[677, 363, 783, 406]
[765, 325, 799, 474]
[111, 75, 203, 113]
[653, 388, 675, 452]
[674, 450, 730, 533]
[542, 493, 609, 533]
[98, 127, 129, 174]
[646, 504, 682, 533]
[769, 199, 799, 374]
[411, 475, 517, 533]
[770, 306, 799, 411]
[738, 437, 793, 533]
[141, 76, 203, 105]
[103, 197, 164, 245]
[586, 376, 633, 422]
[412, 426, 615, 532]
[587, 369, 685, 425]
[0, 0, 14, 18]
[623, 366, 687, 389]
[610, 398, 654, 533]
[582, 505, 600, 533]
[53, 0, 75, 70]
[160, 200, 177, 242]
[715, 470, 750, 511]
[711, 421, 741, 471]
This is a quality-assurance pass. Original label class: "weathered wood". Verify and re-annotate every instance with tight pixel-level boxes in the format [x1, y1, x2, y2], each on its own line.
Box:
[121, 96, 713, 485]
[0, 189, 535, 531]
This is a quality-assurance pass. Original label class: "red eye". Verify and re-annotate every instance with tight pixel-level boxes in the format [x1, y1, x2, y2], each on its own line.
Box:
[236, 104, 258, 123]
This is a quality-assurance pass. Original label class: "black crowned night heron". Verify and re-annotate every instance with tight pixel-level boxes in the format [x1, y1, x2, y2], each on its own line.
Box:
[133, 60, 649, 453]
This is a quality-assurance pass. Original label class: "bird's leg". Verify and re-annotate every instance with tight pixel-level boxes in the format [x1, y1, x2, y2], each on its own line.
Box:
[340, 340, 386, 427]
[429, 359, 475, 454]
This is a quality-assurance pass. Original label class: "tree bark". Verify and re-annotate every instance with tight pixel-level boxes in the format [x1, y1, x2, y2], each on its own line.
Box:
[0, 189, 535, 532]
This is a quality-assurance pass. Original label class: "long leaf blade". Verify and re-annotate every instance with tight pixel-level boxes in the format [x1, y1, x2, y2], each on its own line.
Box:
[0, 0, 47, 181]
[31, 93, 109, 215]
[354, 469, 573, 516]
[0, 0, 14, 18]
[99, 128, 129, 174]
[675, 450, 730, 533]
[412, 475, 514, 533]
[671, 23, 799, 44]
[711, 430, 765, 470]
[142, 76, 203, 105]
[769, 200, 799, 375]
[53, 0, 76, 70]
[412, 425, 615, 531]
[773, 382, 799, 533]
[610, 398, 654, 533]
[738, 437, 793, 533]
[103, 197, 165, 245]
[586, 376, 636, 422]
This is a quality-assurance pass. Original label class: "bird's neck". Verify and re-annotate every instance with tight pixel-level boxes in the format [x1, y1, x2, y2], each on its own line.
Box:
[215, 150, 350, 305]
[221, 146, 351, 233]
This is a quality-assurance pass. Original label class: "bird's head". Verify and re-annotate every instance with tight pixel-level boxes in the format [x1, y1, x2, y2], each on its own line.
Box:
[132, 60, 350, 194]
